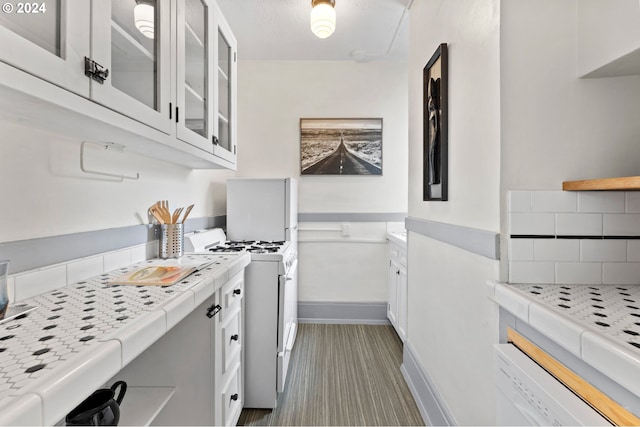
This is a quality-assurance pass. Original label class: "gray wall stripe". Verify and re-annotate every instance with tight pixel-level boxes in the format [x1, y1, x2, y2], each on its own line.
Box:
[401, 342, 456, 426]
[0, 216, 226, 274]
[297, 301, 389, 325]
[298, 212, 407, 222]
[405, 217, 500, 260]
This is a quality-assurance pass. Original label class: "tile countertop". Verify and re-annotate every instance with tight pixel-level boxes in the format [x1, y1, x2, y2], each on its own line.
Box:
[386, 231, 407, 247]
[0, 252, 250, 426]
[488, 281, 640, 401]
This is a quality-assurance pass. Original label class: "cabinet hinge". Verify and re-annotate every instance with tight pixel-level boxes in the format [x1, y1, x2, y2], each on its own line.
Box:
[175, 106, 179, 123]
[169, 103, 172, 120]
[233, 145, 236, 155]
[84, 57, 109, 84]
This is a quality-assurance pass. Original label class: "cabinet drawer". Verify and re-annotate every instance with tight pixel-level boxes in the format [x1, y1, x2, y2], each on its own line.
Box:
[221, 306, 242, 376]
[220, 361, 242, 427]
[221, 273, 243, 316]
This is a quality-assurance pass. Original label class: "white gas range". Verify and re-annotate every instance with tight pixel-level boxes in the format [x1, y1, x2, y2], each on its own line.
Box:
[185, 230, 298, 409]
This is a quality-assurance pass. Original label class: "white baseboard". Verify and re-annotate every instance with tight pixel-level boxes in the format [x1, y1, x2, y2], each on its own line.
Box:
[298, 301, 390, 325]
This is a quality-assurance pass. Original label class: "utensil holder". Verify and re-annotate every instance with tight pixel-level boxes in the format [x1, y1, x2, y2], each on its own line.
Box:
[160, 224, 184, 259]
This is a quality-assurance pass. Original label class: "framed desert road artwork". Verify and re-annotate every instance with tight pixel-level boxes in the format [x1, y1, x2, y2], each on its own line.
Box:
[423, 43, 448, 201]
[300, 118, 382, 175]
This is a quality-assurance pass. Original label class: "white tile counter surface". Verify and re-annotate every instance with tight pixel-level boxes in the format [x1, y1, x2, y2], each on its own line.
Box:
[386, 231, 407, 247]
[0, 253, 250, 426]
[489, 281, 640, 400]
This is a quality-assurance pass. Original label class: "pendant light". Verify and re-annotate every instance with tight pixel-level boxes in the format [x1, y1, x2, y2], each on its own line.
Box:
[134, 0, 155, 39]
[310, 0, 336, 39]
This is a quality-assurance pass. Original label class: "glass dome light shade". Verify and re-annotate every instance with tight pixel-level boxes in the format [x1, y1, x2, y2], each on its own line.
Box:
[134, 2, 155, 39]
[310, 2, 336, 39]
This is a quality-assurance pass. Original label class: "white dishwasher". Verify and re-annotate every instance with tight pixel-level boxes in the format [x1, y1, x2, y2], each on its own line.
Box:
[495, 344, 611, 426]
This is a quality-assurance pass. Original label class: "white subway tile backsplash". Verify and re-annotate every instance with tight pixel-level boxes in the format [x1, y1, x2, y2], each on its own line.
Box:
[104, 249, 131, 272]
[509, 261, 555, 284]
[578, 192, 625, 213]
[627, 241, 640, 262]
[556, 213, 602, 236]
[508, 191, 531, 212]
[625, 192, 640, 213]
[531, 191, 577, 213]
[14, 265, 66, 301]
[556, 262, 602, 285]
[509, 239, 534, 261]
[581, 240, 627, 262]
[131, 244, 155, 264]
[509, 213, 555, 235]
[602, 263, 640, 285]
[603, 214, 640, 236]
[533, 239, 579, 262]
[67, 256, 103, 285]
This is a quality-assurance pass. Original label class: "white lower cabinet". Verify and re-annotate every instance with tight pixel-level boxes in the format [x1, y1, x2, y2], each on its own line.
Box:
[108, 272, 244, 426]
[387, 238, 407, 342]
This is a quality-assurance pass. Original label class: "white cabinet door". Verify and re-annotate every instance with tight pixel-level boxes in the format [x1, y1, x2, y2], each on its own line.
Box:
[212, 3, 237, 164]
[175, 0, 216, 153]
[0, 0, 90, 97]
[387, 258, 399, 328]
[90, 0, 172, 134]
[397, 265, 407, 341]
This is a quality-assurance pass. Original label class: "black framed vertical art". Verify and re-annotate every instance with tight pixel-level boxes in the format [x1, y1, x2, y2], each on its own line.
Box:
[423, 43, 448, 201]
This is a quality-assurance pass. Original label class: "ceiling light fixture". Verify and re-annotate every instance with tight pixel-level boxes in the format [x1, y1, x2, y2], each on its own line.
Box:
[134, 0, 155, 39]
[310, 0, 336, 39]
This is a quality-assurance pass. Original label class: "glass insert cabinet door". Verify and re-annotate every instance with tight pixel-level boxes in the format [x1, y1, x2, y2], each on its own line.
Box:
[91, 0, 171, 134]
[176, 0, 212, 151]
[0, 0, 90, 97]
[213, 9, 236, 163]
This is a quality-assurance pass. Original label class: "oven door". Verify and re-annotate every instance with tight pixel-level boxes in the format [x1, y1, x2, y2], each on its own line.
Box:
[277, 259, 298, 392]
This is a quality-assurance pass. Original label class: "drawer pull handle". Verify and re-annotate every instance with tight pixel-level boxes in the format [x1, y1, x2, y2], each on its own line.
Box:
[233, 289, 241, 296]
[230, 393, 239, 401]
[231, 334, 239, 341]
[206, 304, 222, 318]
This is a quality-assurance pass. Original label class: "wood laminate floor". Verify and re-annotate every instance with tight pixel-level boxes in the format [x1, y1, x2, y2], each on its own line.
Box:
[238, 324, 424, 426]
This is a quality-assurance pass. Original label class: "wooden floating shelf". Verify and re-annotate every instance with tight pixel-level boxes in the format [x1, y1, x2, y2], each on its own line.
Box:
[562, 176, 640, 191]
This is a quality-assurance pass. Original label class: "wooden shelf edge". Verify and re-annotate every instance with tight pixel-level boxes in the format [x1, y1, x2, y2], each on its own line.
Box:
[562, 176, 640, 191]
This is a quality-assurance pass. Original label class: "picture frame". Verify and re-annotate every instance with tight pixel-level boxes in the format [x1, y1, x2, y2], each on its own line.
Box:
[423, 43, 448, 201]
[300, 118, 383, 175]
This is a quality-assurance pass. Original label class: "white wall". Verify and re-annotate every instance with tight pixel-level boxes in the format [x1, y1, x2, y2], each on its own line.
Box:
[236, 60, 408, 302]
[0, 119, 233, 242]
[407, 0, 501, 424]
[501, 0, 640, 192]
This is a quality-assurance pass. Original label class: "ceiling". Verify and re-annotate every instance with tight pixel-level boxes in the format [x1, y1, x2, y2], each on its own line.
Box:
[215, 0, 411, 62]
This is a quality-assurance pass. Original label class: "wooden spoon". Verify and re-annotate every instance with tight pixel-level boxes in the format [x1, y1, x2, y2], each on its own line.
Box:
[181, 204, 194, 223]
[149, 207, 165, 224]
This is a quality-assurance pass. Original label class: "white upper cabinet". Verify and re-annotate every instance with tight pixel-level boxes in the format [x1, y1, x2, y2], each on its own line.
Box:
[0, 0, 237, 169]
[91, 0, 172, 134]
[0, 0, 90, 97]
[212, 3, 237, 164]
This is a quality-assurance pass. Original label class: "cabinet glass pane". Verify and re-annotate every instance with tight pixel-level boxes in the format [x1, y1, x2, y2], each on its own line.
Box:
[0, 0, 60, 56]
[217, 30, 231, 150]
[111, 0, 158, 110]
[184, 0, 207, 137]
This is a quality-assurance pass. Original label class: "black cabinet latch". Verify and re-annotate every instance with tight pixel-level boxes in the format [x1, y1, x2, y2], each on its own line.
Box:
[230, 334, 239, 341]
[233, 289, 241, 296]
[212, 135, 219, 145]
[84, 57, 109, 84]
[206, 304, 222, 318]
[230, 393, 239, 401]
